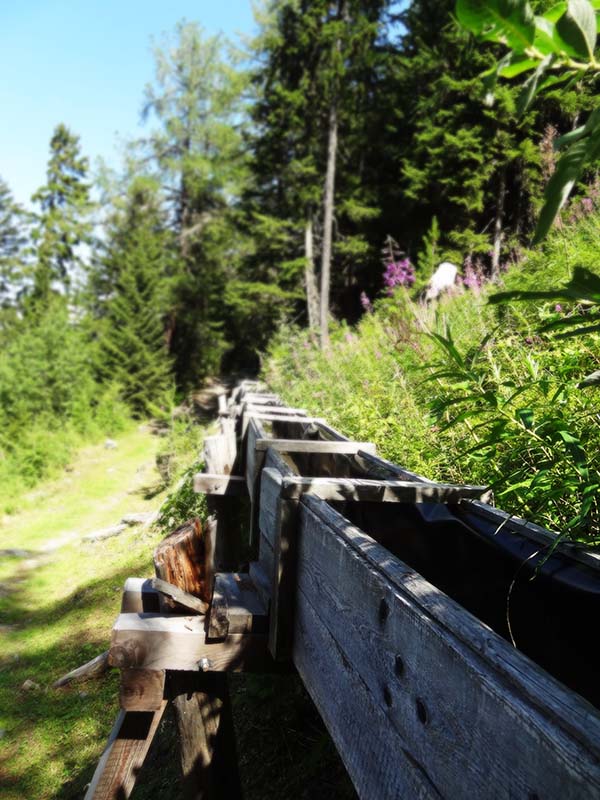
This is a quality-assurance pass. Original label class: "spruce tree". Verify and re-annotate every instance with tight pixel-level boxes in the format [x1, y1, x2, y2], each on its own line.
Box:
[0, 177, 27, 308]
[30, 124, 92, 304]
[142, 21, 247, 385]
[99, 178, 174, 416]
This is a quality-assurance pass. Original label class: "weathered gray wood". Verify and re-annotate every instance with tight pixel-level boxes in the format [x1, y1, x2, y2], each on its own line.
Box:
[109, 613, 270, 672]
[217, 393, 227, 415]
[254, 438, 377, 455]
[246, 404, 307, 416]
[258, 532, 275, 587]
[278, 475, 491, 504]
[245, 413, 325, 425]
[193, 474, 246, 496]
[53, 650, 109, 688]
[354, 448, 431, 483]
[460, 499, 600, 572]
[150, 577, 209, 615]
[83, 703, 167, 800]
[209, 572, 268, 638]
[208, 575, 229, 639]
[248, 561, 271, 610]
[119, 668, 165, 711]
[120, 577, 160, 613]
[169, 672, 242, 800]
[293, 495, 600, 800]
[203, 435, 233, 476]
[314, 420, 349, 442]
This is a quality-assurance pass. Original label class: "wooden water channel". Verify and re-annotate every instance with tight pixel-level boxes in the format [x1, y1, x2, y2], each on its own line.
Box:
[86, 381, 600, 799]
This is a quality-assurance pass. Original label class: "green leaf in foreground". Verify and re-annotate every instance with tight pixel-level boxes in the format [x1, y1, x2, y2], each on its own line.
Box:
[456, 0, 536, 51]
[555, 0, 597, 59]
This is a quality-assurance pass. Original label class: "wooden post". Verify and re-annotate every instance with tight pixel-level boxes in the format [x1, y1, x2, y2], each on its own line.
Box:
[154, 480, 242, 799]
[84, 704, 167, 800]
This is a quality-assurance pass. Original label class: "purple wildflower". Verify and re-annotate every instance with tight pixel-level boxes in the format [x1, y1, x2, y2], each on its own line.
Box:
[383, 258, 415, 294]
[462, 255, 485, 292]
[360, 291, 373, 313]
[555, 303, 563, 313]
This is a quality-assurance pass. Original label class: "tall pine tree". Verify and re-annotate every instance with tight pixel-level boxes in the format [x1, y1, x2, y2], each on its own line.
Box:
[30, 124, 92, 305]
[99, 178, 174, 416]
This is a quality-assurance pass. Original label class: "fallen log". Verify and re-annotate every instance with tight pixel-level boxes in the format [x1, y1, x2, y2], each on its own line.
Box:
[53, 650, 109, 688]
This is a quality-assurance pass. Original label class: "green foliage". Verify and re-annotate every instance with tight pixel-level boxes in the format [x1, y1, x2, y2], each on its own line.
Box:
[29, 124, 93, 303]
[265, 209, 600, 543]
[156, 460, 207, 533]
[456, 0, 600, 241]
[0, 177, 27, 305]
[97, 179, 175, 417]
[0, 299, 131, 496]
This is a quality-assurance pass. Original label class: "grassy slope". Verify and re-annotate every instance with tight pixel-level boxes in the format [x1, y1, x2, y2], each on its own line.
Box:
[265, 214, 600, 540]
[0, 425, 172, 799]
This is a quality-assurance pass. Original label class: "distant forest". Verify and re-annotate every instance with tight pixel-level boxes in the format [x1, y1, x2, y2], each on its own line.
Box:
[0, 0, 595, 491]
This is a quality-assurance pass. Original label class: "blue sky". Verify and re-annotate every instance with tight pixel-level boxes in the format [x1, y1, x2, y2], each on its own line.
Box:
[0, 1, 256, 207]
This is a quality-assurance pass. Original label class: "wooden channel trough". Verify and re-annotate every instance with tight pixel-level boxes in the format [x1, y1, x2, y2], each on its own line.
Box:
[85, 380, 600, 799]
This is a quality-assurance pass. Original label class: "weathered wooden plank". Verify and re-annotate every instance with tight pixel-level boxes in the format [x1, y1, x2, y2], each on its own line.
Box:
[246, 404, 307, 416]
[83, 703, 167, 800]
[248, 561, 271, 610]
[193, 474, 247, 496]
[209, 572, 268, 638]
[203, 434, 233, 476]
[246, 413, 325, 424]
[254, 438, 377, 455]
[293, 496, 600, 800]
[217, 393, 227, 415]
[119, 668, 165, 711]
[53, 650, 109, 688]
[354, 448, 431, 483]
[278, 475, 491, 504]
[150, 576, 209, 615]
[169, 672, 242, 800]
[459, 499, 600, 572]
[258, 532, 275, 587]
[153, 519, 213, 606]
[109, 613, 270, 672]
[120, 577, 160, 613]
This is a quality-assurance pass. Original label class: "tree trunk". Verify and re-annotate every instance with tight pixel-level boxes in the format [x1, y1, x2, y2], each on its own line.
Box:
[304, 215, 320, 329]
[491, 169, 506, 281]
[319, 61, 340, 349]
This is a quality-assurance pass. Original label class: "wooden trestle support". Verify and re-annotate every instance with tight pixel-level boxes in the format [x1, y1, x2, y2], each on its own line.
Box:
[85, 380, 600, 799]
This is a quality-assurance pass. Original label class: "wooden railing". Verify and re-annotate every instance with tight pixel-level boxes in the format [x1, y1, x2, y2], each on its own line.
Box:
[85, 380, 600, 799]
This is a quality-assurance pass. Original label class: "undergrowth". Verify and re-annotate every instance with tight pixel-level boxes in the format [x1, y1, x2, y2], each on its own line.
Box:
[265, 211, 600, 544]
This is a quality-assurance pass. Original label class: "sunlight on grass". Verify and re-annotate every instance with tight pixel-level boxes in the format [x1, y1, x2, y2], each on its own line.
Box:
[0, 425, 172, 800]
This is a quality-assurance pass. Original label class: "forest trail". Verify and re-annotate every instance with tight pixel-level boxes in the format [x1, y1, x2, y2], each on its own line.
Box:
[0, 424, 174, 800]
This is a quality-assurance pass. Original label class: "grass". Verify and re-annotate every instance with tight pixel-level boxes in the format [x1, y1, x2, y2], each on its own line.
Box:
[0, 424, 171, 799]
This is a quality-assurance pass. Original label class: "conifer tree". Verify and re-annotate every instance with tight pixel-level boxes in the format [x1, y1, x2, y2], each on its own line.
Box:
[0, 177, 27, 308]
[141, 21, 248, 385]
[99, 178, 174, 416]
[30, 124, 92, 304]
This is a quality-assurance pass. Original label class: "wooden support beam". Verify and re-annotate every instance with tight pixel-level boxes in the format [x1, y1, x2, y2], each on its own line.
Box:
[203, 435, 234, 476]
[119, 668, 165, 711]
[245, 404, 307, 416]
[83, 703, 167, 800]
[193, 474, 246, 497]
[244, 413, 324, 425]
[254, 438, 377, 455]
[168, 672, 242, 800]
[277, 475, 491, 504]
[151, 577, 209, 615]
[109, 613, 270, 672]
[208, 573, 268, 640]
[120, 577, 160, 613]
